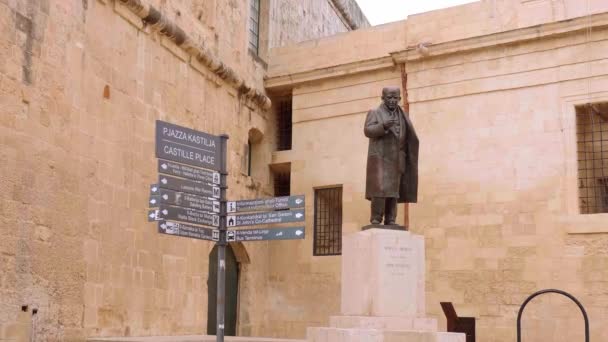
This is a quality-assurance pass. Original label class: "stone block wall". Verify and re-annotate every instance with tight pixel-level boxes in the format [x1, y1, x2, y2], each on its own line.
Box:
[0, 0, 259, 340]
[265, 4, 608, 342]
[264, 67, 406, 338]
[0, 0, 370, 339]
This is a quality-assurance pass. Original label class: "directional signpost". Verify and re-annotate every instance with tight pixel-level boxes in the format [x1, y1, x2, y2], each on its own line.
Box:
[159, 174, 220, 198]
[226, 209, 305, 227]
[233, 227, 305, 242]
[227, 195, 304, 213]
[158, 205, 220, 227]
[147, 120, 306, 342]
[159, 189, 220, 213]
[158, 220, 218, 242]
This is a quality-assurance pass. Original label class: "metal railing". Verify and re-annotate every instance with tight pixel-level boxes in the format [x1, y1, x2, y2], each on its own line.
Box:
[517, 289, 589, 342]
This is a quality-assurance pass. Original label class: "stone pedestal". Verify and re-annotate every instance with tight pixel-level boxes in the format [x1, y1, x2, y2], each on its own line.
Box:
[307, 229, 465, 342]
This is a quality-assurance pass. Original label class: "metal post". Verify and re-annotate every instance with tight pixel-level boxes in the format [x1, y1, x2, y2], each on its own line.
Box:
[216, 134, 229, 342]
[517, 289, 589, 342]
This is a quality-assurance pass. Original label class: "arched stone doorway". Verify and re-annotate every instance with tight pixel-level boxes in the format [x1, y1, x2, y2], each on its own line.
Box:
[206, 242, 250, 336]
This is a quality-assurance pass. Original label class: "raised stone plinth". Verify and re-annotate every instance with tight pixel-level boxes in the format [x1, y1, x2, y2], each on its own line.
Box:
[307, 328, 464, 342]
[329, 315, 437, 331]
[341, 229, 425, 317]
[306, 228, 464, 342]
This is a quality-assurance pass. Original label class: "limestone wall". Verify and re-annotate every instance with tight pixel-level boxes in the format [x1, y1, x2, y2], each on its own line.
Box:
[408, 25, 608, 340]
[0, 0, 271, 340]
[267, 0, 369, 51]
[265, 4, 608, 342]
[0, 0, 370, 339]
[263, 67, 406, 338]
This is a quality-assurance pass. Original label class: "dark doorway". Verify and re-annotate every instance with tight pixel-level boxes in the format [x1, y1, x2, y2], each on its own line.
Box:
[207, 244, 239, 336]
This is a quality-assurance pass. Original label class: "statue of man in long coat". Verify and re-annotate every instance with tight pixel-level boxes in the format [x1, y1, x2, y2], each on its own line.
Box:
[364, 87, 419, 226]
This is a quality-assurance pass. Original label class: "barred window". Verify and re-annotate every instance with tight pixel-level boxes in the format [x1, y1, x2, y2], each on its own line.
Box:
[314, 187, 342, 256]
[248, 0, 260, 54]
[277, 97, 292, 151]
[577, 102, 608, 214]
[273, 168, 290, 196]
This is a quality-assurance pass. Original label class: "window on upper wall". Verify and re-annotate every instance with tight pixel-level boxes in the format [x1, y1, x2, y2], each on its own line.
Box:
[276, 97, 292, 151]
[273, 167, 290, 196]
[576, 102, 608, 214]
[313, 187, 343, 256]
[248, 0, 261, 55]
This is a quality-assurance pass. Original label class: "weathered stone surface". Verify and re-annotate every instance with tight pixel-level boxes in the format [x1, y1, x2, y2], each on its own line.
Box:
[0, 0, 366, 340]
[341, 229, 424, 317]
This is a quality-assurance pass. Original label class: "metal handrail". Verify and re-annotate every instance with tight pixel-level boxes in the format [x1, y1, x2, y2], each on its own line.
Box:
[517, 289, 589, 342]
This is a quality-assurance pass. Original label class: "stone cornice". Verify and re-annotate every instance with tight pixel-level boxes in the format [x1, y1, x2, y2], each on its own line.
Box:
[265, 12, 608, 90]
[393, 12, 608, 63]
[328, 0, 370, 30]
[115, 0, 272, 110]
[264, 56, 395, 90]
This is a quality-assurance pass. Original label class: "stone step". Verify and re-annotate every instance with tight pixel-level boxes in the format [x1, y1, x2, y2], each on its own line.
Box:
[330, 315, 437, 331]
[88, 336, 304, 342]
[307, 327, 465, 342]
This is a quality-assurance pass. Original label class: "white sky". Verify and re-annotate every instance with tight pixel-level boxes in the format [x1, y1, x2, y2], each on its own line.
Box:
[355, 0, 479, 25]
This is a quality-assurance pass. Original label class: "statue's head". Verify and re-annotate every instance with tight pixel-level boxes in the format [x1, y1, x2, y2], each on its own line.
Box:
[381, 87, 401, 111]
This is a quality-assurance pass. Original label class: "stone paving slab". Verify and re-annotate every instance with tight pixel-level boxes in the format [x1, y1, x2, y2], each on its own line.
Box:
[88, 335, 304, 342]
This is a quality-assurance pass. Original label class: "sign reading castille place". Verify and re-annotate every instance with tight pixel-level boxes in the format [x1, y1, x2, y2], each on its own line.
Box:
[147, 120, 306, 342]
[226, 209, 305, 228]
[227, 195, 305, 213]
[156, 120, 221, 171]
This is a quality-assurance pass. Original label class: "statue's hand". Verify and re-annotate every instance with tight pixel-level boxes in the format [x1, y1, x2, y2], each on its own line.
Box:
[383, 118, 398, 129]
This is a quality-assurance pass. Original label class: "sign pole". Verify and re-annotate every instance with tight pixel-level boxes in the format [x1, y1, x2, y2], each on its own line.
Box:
[216, 134, 229, 342]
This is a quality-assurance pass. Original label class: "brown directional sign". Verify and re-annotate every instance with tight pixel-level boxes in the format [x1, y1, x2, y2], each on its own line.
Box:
[158, 205, 219, 227]
[147, 209, 160, 222]
[227, 195, 305, 213]
[159, 175, 220, 199]
[158, 220, 218, 241]
[149, 196, 160, 207]
[228, 227, 305, 242]
[156, 120, 221, 171]
[158, 160, 220, 184]
[159, 189, 220, 213]
[226, 209, 305, 228]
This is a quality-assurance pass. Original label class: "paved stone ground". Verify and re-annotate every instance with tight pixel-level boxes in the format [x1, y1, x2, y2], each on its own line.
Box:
[88, 335, 304, 342]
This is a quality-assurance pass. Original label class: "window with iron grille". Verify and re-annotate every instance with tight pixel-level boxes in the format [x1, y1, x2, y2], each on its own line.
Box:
[314, 187, 342, 256]
[277, 97, 292, 151]
[248, 0, 260, 54]
[274, 169, 290, 196]
[576, 102, 608, 214]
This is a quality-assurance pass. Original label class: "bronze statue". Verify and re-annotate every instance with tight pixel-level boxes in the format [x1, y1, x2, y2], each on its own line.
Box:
[364, 87, 419, 227]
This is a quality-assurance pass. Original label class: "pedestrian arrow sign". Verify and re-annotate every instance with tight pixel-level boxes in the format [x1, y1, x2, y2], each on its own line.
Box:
[159, 175, 220, 199]
[159, 205, 219, 227]
[226, 195, 305, 213]
[232, 227, 305, 242]
[226, 209, 305, 227]
[159, 189, 220, 213]
[158, 220, 218, 241]
[158, 160, 221, 184]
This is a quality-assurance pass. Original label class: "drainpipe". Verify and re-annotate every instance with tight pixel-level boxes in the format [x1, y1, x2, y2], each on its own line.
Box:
[400, 63, 410, 230]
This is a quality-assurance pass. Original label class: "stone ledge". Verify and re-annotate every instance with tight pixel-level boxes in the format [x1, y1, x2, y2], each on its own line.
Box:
[562, 213, 608, 234]
[329, 315, 437, 331]
[393, 12, 608, 62]
[307, 327, 464, 342]
[88, 336, 303, 342]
